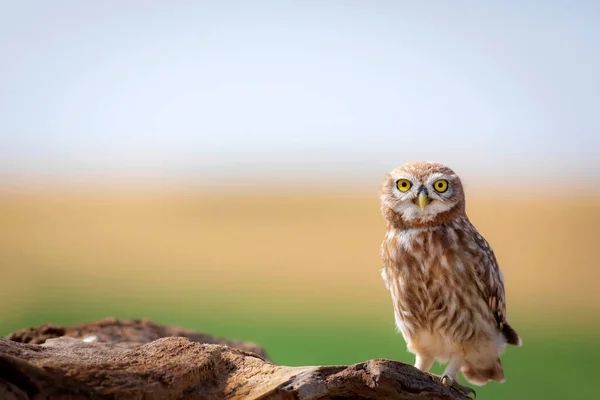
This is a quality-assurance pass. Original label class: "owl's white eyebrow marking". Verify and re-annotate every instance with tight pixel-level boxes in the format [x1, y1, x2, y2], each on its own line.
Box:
[393, 172, 418, 185]
[425, 172, 451, 184]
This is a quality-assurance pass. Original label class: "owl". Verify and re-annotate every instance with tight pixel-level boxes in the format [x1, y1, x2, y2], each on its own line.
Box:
[379, 161, 521, 397]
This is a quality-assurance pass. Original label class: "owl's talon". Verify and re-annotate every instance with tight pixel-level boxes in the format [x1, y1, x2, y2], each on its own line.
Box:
[441, 375, 476, 399]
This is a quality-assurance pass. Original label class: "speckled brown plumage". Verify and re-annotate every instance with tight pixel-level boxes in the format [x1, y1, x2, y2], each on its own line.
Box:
[380, 161, 521, 388]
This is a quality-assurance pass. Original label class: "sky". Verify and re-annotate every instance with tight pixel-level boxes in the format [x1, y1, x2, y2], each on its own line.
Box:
[1, 1, 599, 186]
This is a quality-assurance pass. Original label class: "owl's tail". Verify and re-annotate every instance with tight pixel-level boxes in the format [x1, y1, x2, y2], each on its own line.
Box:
[461, 358, 505, 386]
[502, 322, 522, 346]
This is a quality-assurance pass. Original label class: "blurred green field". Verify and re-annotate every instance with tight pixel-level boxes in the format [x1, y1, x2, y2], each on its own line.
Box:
[1, 188, 599, 399]
[2, 291, 598, 400]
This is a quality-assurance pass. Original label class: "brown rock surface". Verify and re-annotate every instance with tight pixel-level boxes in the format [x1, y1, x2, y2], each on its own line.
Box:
[1, 319, 467, 399]
[7, 318, 266, 358]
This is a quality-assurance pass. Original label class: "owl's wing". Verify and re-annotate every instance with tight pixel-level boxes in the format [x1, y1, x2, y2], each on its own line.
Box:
[470, 226, 521, 346]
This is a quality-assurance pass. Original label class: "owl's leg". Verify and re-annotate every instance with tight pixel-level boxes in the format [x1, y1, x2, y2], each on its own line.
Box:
[415, 353, 434, 372]
[441, 354, 476, 398]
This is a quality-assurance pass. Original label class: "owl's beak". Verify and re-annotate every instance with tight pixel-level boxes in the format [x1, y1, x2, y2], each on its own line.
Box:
[417, 191, 430, 211]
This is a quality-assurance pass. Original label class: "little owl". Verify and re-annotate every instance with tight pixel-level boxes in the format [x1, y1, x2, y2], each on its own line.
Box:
[380, 161, 521, 397]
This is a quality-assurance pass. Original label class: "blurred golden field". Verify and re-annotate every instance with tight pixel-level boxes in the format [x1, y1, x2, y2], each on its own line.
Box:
[1, 186, 599, 323]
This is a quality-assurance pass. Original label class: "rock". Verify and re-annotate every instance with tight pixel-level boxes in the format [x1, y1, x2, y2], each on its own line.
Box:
[7, 318, 267, 358]
[1, 319, 467, 399]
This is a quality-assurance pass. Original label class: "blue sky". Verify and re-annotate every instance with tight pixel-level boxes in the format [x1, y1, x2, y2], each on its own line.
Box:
[1, 1, 599, 185]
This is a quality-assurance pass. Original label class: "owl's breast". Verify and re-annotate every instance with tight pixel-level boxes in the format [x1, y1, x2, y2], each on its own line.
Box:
[382, 225, 484, 345]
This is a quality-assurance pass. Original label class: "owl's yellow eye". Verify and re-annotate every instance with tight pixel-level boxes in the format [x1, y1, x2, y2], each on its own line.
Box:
[396, 179, 412, 192]
[433, 179, 448, 193]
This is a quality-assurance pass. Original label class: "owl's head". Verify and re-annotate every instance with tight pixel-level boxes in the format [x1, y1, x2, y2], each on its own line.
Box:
[380, 161, 466, 228]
